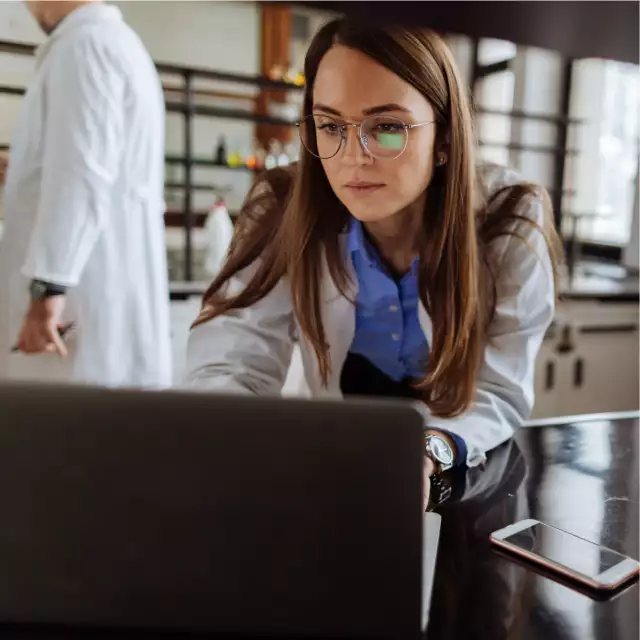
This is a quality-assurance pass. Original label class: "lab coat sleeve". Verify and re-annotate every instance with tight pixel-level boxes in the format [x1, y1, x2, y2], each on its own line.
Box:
[183, 263, 296, 395]
[22, 36, 125, 286]
[425, 196, 556, 467]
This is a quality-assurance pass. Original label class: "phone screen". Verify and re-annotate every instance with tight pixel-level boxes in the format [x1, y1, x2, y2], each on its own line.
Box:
[504, 522, 628, 580]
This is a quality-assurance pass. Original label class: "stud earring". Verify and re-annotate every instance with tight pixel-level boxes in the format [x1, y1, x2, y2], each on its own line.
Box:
[437, 153, 447, 166]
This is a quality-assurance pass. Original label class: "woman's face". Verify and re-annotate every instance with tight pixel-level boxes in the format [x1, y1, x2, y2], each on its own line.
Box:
[312, 45, 438, 223]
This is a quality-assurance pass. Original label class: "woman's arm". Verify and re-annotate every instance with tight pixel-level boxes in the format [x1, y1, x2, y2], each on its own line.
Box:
[425, 194, 556, 467]
[183, 263, 296, 395]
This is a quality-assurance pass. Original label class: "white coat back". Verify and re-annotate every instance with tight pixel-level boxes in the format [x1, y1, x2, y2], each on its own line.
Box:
[0, 4, 171, 387]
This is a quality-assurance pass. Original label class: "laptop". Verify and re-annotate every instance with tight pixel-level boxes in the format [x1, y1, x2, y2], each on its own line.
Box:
[0, 382, 438, 639]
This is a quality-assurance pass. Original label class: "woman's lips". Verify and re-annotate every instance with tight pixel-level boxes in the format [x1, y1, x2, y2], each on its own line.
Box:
[344, 183, 385, 194]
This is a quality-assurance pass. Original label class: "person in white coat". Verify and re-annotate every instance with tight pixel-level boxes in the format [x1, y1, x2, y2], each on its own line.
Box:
[184, 20, 562, 486]
[0, 0, 171, 387]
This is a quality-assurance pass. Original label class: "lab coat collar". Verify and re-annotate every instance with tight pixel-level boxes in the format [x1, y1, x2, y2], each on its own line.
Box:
[35, 3, 123, 64]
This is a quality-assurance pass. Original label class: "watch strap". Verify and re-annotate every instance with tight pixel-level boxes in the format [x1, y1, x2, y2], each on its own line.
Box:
[426, 473, 453, 511]
[426, 464, 468, 512]
[30, 279, 67, 300]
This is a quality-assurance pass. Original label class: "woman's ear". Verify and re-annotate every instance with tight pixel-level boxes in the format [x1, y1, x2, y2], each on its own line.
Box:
[434, 130, 450, 167]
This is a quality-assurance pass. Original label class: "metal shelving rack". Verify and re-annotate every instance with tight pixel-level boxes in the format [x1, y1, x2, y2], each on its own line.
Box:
[470, 46, 605, 273]
[0, 39, 303, 281]
[1, 37, 591, 277]
[471, 43, 581, 234]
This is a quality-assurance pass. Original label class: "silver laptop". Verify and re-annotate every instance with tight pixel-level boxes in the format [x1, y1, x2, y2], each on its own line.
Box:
[0, 382, 438, 639]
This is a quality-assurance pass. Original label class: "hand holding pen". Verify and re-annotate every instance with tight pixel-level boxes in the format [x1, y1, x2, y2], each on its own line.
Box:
[11, 295, 73, 356]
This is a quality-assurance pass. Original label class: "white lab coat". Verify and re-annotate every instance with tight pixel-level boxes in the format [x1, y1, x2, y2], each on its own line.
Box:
[0, 4, 171, 387]
[184, 164, 556, 466]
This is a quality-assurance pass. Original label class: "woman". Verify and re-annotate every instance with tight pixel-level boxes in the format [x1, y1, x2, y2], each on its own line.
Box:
[185, 19, 561, 475]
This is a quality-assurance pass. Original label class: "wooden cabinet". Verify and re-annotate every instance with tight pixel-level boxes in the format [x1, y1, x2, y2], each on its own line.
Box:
[531, 300, 640, 419]
[565, 327, 639, 414]
[532, 335, 562, 418]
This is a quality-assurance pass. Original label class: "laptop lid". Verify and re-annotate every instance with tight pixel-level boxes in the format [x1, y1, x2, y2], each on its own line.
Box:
[0, 383, 425, 639]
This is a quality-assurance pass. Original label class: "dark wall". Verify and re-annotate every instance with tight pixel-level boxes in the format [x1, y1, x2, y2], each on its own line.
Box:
[296, 1, 639, 64]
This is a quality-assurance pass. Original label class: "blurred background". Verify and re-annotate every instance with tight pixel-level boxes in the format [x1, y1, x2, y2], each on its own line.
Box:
[0, 0, 638, 416]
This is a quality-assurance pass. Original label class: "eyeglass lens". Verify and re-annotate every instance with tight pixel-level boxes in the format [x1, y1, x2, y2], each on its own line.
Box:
[299, 115, 408, 159]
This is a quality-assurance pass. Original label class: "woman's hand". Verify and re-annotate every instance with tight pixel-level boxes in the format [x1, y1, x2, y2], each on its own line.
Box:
[423, 455, 435, 511]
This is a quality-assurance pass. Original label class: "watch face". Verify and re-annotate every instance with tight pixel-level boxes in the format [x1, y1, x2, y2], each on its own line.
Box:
[430, 436, 454, 465]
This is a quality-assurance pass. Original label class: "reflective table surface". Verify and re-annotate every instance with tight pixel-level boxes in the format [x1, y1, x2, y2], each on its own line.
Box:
[428, 413, 639, 640]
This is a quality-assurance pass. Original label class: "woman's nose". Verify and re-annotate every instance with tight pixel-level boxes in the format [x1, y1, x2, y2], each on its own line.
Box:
[340, 126, 373, 165]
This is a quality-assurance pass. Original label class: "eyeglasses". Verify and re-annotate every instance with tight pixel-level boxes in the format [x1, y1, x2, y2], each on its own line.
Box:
[297, 114, 435, 160]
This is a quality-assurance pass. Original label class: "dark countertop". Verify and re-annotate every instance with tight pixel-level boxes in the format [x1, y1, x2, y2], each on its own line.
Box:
[428, 411, 639, 640]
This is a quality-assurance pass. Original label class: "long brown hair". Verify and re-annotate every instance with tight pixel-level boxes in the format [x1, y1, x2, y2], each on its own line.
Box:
[195, 19, 562, 418]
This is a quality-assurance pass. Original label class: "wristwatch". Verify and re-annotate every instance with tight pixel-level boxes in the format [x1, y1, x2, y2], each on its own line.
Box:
[29, 279, 67, 301]
[424, 433, 455, 474]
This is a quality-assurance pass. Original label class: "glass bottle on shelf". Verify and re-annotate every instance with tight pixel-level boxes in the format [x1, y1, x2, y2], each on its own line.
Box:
[204, 196, 234, 278]
[265, 139, 279, 170]
[285, 142, 299, 164]
[284, 67, 295, 85]
[277, 143, 289, 167]
[245, 141, 257, 170]
[255, 145, 266, 171]
[268, 64, 284, 81]
[227, 140, 244, 168]
[214, 135, 227, 166]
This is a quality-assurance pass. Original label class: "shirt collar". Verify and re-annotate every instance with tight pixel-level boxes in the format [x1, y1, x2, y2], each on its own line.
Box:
[347, 218, 375, 267]
[348, 218, 420, 276]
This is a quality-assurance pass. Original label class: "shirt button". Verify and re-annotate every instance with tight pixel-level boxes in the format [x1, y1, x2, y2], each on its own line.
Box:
[391, 333, 400, 341]
[389, 304, 399, 312]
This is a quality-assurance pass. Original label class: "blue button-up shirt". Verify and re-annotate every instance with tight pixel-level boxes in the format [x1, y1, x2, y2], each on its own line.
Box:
[347, 219, 467, 466]
[348, 220, 427, 381]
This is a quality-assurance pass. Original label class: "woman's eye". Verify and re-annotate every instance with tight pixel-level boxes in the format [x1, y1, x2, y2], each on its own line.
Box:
[317, 123, 340, 135]
[374, 123, 404, 133]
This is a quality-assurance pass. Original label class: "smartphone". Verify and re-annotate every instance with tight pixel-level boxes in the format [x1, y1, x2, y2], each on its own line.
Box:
[490, 518, 640, 591]
[491, 547, 638, 602]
